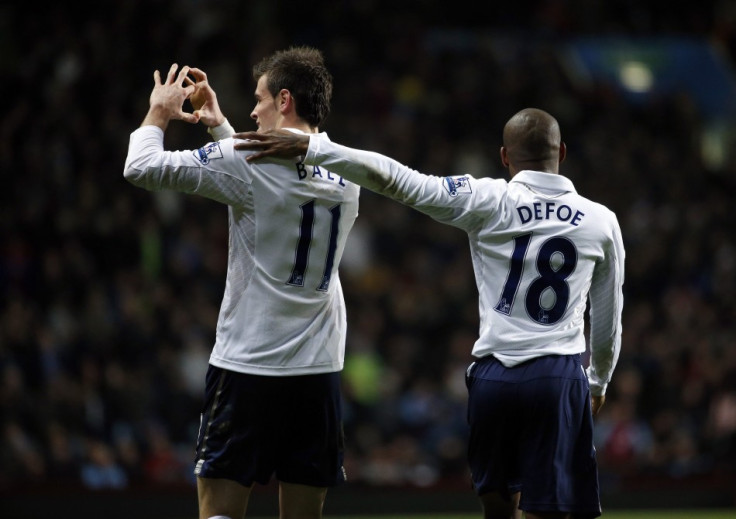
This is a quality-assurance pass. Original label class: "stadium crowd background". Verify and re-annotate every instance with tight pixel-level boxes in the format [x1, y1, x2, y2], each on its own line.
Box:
[2, 0, 736, 502]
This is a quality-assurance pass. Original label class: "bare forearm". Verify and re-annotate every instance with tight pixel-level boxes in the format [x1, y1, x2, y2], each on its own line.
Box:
[141, 105, 172, 131]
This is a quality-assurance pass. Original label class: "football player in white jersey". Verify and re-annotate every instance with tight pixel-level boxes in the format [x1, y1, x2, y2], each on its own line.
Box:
[232, 108, 625, 519]
[124, 47, 359, 519]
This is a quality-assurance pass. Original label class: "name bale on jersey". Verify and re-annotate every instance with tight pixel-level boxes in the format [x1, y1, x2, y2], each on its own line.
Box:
[517, 202, 585, 226]
[296, 162, 346, 187]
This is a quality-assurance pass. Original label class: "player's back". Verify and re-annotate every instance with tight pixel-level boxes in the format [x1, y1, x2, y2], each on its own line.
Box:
[470, 170, 620, 365]
[124, 127, 361, 376]
[210, 141, 360, 376]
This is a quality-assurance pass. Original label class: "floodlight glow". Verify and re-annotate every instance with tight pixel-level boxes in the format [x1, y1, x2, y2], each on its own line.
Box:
[619, 61, 654, 93]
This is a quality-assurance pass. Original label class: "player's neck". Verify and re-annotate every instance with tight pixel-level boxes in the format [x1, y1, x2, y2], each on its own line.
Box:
[278, 117, 317, 134]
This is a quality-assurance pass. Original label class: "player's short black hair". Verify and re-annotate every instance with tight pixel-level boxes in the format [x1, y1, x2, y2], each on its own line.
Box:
[253, 46, 333, 128]
[503, 108, 561, 164]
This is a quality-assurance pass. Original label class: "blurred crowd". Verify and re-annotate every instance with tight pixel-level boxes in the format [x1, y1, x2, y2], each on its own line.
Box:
[2, 0, 736, 495]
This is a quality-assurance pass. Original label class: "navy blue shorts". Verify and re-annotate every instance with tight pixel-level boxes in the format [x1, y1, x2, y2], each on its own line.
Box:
[466, 354, 601, 518]
[194, 365, 346, 488]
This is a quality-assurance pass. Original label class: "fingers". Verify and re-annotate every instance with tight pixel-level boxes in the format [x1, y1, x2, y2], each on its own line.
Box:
[233, 137, 269, 152]
[184, 67, 206, 87]
[245, 151, 266, 162]
[178, 111, 200, 124]
[231, 135, 272, 161]
[154, 64, 197, 95]
[162, 63, 192, 86]
[188, 67, 207, 81]
[233, 131, 263, 142]
[165, 63, 178, 84]
[176, 65, 191, 85]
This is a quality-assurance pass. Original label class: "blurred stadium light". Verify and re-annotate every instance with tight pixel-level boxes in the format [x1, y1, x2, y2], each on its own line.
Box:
[561, 36, 736, 171]
[562, 36, 736, 118]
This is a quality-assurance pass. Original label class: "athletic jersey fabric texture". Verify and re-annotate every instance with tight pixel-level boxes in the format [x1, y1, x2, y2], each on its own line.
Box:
[302, 135, 624, 395]
[124, 126, 360, 376]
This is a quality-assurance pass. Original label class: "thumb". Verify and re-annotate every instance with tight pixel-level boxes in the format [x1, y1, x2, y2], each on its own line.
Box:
[179, 111, 200, 124]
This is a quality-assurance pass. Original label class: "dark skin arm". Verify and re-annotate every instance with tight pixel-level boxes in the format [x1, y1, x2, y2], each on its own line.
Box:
[591, 395, 605, 415]
[233, 130, 309, 161]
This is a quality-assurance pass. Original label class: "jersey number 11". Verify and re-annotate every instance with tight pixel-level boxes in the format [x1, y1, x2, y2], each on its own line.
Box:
[287, 200, 341, 292]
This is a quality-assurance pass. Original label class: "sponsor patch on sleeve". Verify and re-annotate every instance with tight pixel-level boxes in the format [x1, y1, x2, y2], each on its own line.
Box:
[193, 142, 224, 165]
[443, 176, 472, 196]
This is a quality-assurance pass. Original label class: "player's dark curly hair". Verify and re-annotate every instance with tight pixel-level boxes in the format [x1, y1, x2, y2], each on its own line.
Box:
[253, 46, 333, 128]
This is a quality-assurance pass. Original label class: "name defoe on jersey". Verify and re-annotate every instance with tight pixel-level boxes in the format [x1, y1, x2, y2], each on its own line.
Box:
[516, 201, 585, 226]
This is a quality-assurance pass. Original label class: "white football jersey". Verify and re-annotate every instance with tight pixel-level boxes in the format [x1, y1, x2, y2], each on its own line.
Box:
[124, 127, 360, 376]
[303, 135, 624, 395]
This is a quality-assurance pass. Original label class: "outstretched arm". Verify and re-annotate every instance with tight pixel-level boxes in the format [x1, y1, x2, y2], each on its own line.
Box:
[232, 130, 489, 234]
[233, 130, 395, 193]
[234, 130, 310, 161]
[142, 64, 199, 130]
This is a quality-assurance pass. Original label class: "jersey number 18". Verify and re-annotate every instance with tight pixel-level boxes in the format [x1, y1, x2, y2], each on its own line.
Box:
[494, 233, 578, 325]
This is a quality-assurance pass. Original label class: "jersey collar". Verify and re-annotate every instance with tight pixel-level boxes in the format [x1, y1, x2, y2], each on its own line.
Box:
[283, 128, 331, 142]
[510, 170, 577, 194]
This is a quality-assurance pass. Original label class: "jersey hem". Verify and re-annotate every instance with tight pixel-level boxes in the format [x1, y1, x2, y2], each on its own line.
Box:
[480, 346, 585, 367]
[208, 356, 343, 376]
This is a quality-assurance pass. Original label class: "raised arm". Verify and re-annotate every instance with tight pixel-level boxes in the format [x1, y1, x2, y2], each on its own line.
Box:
[124, 65, 248, 206]
[141, 64, 200, 130]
